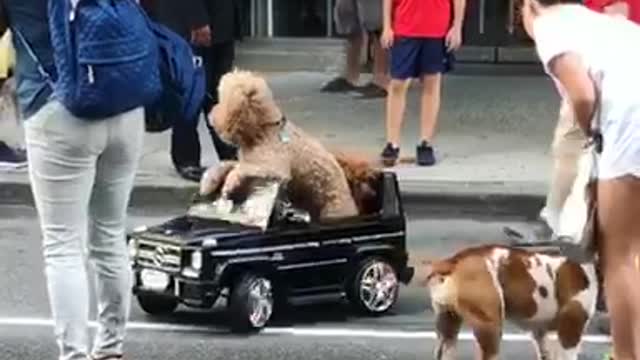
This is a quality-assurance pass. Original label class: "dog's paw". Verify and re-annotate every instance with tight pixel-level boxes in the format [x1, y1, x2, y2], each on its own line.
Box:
[199, 162, 237, 196]
[220, 168, 244, 198]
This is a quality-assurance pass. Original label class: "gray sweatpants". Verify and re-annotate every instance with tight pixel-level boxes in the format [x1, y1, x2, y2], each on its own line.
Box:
[24, 100, 144, 360]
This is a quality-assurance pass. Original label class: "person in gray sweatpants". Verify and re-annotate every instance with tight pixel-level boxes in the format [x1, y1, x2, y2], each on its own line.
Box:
[2, 1, 143, 359]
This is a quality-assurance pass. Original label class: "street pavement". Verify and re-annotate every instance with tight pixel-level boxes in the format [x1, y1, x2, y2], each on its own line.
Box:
[0, 71, 561, 209]
[0, 204, 611, 359]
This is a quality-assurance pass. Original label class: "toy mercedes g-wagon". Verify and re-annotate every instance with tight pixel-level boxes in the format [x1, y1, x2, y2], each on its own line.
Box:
[128, 171, 414, 333]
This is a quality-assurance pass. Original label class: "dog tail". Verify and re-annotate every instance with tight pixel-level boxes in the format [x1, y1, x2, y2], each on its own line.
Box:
[418, 258, 455, 287]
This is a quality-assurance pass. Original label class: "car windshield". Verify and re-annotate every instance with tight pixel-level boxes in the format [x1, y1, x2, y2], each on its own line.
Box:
[186, 180, 281, 230]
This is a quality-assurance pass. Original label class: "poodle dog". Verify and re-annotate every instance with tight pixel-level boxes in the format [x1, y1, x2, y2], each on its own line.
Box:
[332, 150, 383, 215]
[200, 70, 359, 221]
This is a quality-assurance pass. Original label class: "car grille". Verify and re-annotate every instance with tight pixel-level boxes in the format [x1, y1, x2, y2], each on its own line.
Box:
[136, 238, 182, 272]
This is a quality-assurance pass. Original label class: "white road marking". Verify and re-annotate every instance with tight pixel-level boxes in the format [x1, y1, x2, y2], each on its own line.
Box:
[0, 316, 611, 344]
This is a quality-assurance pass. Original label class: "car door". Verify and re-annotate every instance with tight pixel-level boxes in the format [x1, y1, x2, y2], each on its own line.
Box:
[271, 216, 364, 297]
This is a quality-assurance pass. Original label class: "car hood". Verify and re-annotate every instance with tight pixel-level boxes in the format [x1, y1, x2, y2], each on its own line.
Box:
[133, 215, 264, 245]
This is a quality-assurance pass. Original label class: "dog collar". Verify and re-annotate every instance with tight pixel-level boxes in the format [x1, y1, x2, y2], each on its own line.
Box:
[278, 115, 290, 143]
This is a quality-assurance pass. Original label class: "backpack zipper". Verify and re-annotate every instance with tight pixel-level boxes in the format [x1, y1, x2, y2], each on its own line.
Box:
[69, 0, 79, 21]
[87, 65, 95, 84]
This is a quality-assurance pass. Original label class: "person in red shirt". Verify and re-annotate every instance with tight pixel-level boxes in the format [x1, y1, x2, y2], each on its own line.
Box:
[379, 0, 466, 166]
[584, 0, 640, 23]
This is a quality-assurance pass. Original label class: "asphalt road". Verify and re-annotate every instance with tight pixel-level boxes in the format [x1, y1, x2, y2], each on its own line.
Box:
[0, 205, 611, 360]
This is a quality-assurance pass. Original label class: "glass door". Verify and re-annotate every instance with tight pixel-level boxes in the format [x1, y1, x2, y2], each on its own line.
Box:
[272, 0, 331, 37]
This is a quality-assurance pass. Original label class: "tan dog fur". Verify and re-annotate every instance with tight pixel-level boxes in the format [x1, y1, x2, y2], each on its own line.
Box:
[201, 70, 359, 221]
[421, 245, 598, 360]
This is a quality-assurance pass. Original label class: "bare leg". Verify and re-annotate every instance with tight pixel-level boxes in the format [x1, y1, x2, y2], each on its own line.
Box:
[385, 79, 411, 147]
[371, 37, 389, 89]
[419, 73, 442, 143]
[598, 176, 640, 360]
[344, 33, 364, 85]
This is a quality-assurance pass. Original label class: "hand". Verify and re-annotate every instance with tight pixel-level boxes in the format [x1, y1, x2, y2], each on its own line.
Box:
[191, 25, 212, 47]
[445, 26, 462, 52]
[380, 27, 394, 49]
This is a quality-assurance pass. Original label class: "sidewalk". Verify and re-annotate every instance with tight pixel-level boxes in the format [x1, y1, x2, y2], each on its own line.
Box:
[0, 71, 560, 216]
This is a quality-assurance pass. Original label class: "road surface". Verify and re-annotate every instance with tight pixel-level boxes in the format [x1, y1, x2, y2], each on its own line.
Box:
[0, 205, 610, 359]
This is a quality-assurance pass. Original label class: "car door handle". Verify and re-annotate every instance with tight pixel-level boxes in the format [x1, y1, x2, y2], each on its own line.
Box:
[506, 0, 516, 34]
[479, 0, 486, 34]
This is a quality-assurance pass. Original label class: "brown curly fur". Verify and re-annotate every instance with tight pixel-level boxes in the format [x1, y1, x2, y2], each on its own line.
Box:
[202, 69, 359, 221]
[331, 151, 383, 215]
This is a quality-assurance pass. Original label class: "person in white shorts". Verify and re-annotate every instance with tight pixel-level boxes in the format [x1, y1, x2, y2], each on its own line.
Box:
[522, 0, 640, 357]
[505, 0, 636, 245]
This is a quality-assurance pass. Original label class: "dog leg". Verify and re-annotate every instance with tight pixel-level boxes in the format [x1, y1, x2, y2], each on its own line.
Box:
[532, 330, 553, 360]
[199, 161, 237, 196]
[555, 301, 589, 360]
[220, 163, 289, 198]
[434, 310, 462, 360]
[470, 323, 501, 360]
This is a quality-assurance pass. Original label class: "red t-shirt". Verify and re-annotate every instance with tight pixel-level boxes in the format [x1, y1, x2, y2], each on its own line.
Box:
[392, 0, 452, 38]
[584, 0, 640, 23]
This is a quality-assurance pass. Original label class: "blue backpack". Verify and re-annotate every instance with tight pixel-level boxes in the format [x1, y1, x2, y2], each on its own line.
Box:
[47, 0, 163, 119]
[142, 20, 207, 133]
[14, 0, 206, 131]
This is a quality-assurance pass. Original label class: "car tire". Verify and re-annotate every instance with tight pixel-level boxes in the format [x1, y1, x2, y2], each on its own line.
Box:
[136, 293, 178, 315]
[228, 273, 274, 333]
[347, 257, 399, 316]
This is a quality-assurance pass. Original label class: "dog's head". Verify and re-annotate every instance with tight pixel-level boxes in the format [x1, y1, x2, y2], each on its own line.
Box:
[209, 70, 283, 149]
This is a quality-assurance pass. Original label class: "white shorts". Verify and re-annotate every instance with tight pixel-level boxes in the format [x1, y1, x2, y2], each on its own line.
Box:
[598, 104, 640, 180]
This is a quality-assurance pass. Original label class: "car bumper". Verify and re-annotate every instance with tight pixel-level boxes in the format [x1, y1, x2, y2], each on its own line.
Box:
[132, 266, 220, 308]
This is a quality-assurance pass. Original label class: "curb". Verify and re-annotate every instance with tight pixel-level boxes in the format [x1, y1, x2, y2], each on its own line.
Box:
[0, 180, 546, 220]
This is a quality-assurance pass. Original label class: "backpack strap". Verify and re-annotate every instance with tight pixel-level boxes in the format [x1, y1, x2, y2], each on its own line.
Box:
[11, 26, 54, 88]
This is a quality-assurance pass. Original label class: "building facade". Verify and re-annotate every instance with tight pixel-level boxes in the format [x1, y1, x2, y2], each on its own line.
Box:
[239, 0, 537, 64]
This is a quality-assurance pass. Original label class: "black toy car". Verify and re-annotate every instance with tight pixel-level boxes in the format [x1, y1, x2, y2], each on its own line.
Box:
[127, 171, 414, 333]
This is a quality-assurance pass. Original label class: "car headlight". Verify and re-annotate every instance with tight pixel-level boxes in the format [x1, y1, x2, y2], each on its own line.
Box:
[127, 238, 138, 259]
[191, 250, 202, 271]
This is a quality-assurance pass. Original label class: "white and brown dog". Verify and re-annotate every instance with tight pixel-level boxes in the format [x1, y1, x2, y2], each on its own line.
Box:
[421, 245, 598, 360]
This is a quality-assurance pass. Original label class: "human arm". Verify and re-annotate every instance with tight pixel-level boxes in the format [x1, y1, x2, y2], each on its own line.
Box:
[380, 0, 394, 49]
[547, 53, 598, 136]
[446, 0, 466, 51]
[603, 0, 630, 17]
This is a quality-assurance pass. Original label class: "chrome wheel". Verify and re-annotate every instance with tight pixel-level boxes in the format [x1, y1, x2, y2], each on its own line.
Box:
[248, 278, 273, 328]
[358, 260, 398, 313]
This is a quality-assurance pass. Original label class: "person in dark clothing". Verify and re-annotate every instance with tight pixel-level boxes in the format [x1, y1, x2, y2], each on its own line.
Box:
[143, 0, 243, 182]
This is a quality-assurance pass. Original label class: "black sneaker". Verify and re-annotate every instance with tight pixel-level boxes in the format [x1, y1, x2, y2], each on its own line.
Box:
[503, 219, 554, 245]
[416, 141, 436, 166]
[0, 141, 27, 171]
[380, 143, 400, 167]
[176, 165, 205, 183]
[320, 77, 358, 93]
[354, 82, 388, 99]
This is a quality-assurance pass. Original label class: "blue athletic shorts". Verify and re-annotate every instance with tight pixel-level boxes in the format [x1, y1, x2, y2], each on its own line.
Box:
[390, 37, 455, 79]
